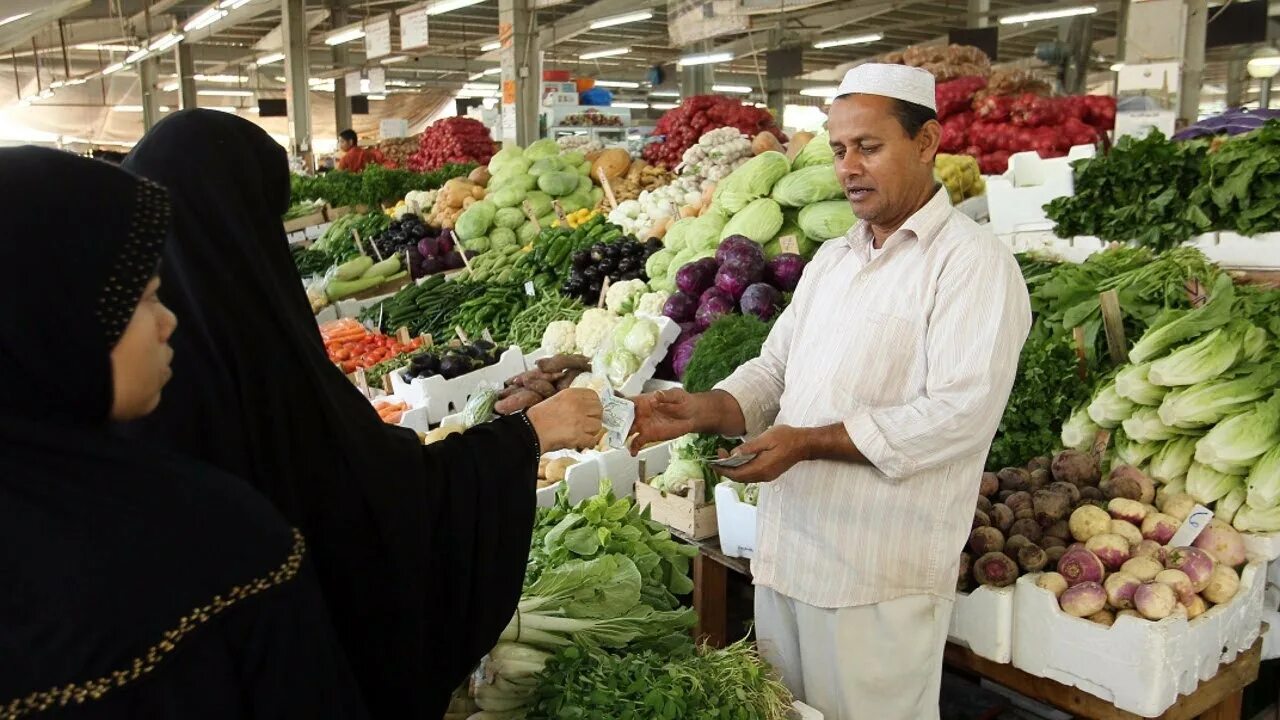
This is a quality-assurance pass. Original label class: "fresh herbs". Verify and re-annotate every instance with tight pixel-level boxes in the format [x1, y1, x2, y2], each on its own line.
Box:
[288, 163, 475, 209]
[681, 314, 773, 393]
[987, 333, 1093, 470]
[1189, 121, 1280, 237]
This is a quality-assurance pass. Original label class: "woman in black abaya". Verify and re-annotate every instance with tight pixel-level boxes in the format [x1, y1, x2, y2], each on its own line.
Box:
[0, 147, 365, 719]
[121, 110, 602, 718]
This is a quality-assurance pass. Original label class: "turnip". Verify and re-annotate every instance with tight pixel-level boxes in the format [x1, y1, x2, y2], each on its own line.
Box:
[989, 504, 1015, 533]
[1135, 582, 1179, 620]
[1086, 533, 1132, 570]
[976, 495, 993, 514]
[969, 526, 1005, 555]
[1109, 519, 1143, 547]
[1057, 546, 1106, 586]
[1192, 519, 1246, 567]
[1048, 481, 1081, 505]
[1033, 488, 1072, 527]
[1036, 571, 1069, 597]
[979, 471, 999, 498]
[1041, 536, 1067, 549]
[1160, 492, 1197, 522]
[1108, 498, 1149, 525]
[1052, 449, 1100, 486]
[1009, 519, 1042, 543]
[1165, 547, 1216, 592]
[1069, 505, 1111, 542]
[1005, 535, 1032, 558]
[1103, 465, 1156, 504]
[1029, 468, 1051, 490]
[1060, 581, 1107, 617]
[1132, 539, 1167, 564]
[1018, 544, 1048, 573]
[1004, 491, 1033, 516]
[1079, 486, 1104, 502]
[1089, 609, 1117, 626]
[973, 552, 1020, 587]
[1121, 556, 1164, 582]
[1154, 569, 1197, 606]
[1185, 594, 1208, 620]
[1141, 513, 1179, 545]
[1046, 545, 1067, 565]
[973, 509, 991, 529]
[1202, 565, 1241, 605]
[998, 467, 1031, 493]
[1104, 571, 1141, 609]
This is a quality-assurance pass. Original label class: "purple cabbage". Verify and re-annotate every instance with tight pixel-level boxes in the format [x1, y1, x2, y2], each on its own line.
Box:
[675, 320, 699, 345]
[721, 242, 766, 283]
[740, 283, 782, 321]
[671, 335, 701, 378]
[417, 236, 440, 258]
[437, 229, 455, 255]
[440, 250, 465, 270]
[676, 258, 719, 296]
[662, 292, 699, 323]
[695, 292, 736, 330]
[714, 266, 752, 301]
[766, 253, 807, 292]
[716, 235, 756, 265]
[700, 286, 732, 307]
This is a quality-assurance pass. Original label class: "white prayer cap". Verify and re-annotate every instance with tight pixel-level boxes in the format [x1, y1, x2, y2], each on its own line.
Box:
[835, 63, 936, 112]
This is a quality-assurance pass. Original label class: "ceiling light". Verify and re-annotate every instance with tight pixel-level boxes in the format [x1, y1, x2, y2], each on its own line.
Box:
[677, 51, 733, 66]
[113, 105, 144, 112]
[482, 67, 502, 75]
[75, 43, 140, 52]
[1247, 47, 1280, 79]
[812, 32, 883, 50]
[650, 102, 679, 109]
[125, 48, 150, 63]
[198, 89, 254, 97]
[161, 81, 179, 91]
[425, 0, 485, 15]
[380, 55, 410, 65]
[255, 51, 285, 65]
[368, 94, 386, 100]
[580, 47, 630, 60]
[589, 11, 652, 30]
[194, 73, 248, 83]
[208, 106, 240, 113]
[1000, 5, 1097, 24]
[481, 40, 501, 52]
[712, 84, 751, 94]
[799, 86, 839, 98]
[468, 72, 486, 81]
[462, 82, 499, 91]
[1110, 62, 1124, 72]
[159, 105, 171, 111]
[649, 89, 680, 97]
[102, 62, 126, 75]
[37, 89, 54, 99]
[612, 101, 647, 109]
[325, 25, 366, 46]
[148, 33, 183, 52]
[0, 12, 32, 27]
[60, 77, 89, 87]
[593, 79, 639, 89]
[184, 8, 227, 31]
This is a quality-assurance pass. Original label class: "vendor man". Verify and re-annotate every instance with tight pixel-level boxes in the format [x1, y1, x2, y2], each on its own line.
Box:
[629, 64, 1031, 719]
[336, 128, 385, 173]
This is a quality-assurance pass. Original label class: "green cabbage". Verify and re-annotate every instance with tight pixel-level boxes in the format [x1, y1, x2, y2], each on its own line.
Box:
[713, 151, 791, 213]
[720, 198, 784, 244]
[1158, 362, 1280, 429]
[493, 207, 525, 230]
[797, 200, 856, 240]
[604, 349, 642, 387]
[538, 170, 580, 197]
[684, 211, 728, 253]
[455, 200, 496, 241]
[559, 192, 591, 213]
[525, 191, 553, 218]
[1115, 363, 1169, 406]
[488, 146, 527, 175]
[1148, 435, 1199, 482]
[791, 132, 833, 170]
[1060, 405, 1101, 451]
[1147, 322, 1247, 387]
[576, 174, 593, 196]
[663, 218, 694, 252]
[490, 185, 527, 209]
[645, 248, 674, 281]
[530, 156, 565, 177]
[490, 227, 518, 249]
[1129, 275, 1235, 363]
[562, 151, 586, 167]
[1245, 444, 1280, 511]
[523, 139, 560, 161]
[517, 221, 540, 246]
[770, 165, 843, 207]
[462, 235, 490, 253]
[1194, 392, 1280, 471]
[1186, 461, 1243, 505]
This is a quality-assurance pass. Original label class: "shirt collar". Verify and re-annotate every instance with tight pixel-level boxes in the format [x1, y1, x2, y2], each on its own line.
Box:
[842, 184, 952, 252]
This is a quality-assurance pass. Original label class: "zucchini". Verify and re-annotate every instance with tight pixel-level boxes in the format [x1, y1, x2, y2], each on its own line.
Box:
[362, 255, 401, 279]
[335, 255, 374, 281]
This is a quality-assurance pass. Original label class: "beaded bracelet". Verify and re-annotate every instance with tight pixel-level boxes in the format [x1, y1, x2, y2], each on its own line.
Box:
[515, 410, 542, 461]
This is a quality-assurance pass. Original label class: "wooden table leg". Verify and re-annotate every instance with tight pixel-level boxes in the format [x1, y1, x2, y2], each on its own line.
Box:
[1197, 690, 1243, 720]
[694, 552, 728, 649]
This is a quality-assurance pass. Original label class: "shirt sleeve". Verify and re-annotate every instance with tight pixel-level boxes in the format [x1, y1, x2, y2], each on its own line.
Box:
[844, 240, 1031, 479]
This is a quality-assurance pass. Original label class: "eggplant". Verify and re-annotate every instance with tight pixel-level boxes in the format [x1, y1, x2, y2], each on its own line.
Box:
[617, 257, 639, 273]
[389, 221, 403, 232]
[597, 257, 617, 274]
[589, 245, 607, 263]
[582, 266, 602, 282]
[585, 281, 602, 298]
[399, 213, 418, 224]
[439, 354, 471, 379]
[410, 224, 428, 238]
[603, 244, 621, 260]
[571, 251, 592, 270]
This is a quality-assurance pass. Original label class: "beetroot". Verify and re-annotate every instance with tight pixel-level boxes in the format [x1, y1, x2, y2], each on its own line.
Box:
[1005, 535, 1032, 558]
[1052, 449, 1100, 486]
[1033, 488, 1072, 527]
[1057, 546, 1105, 586]
[1060, 581, 1107, 618]
[997, 467, 1031, 492]
[1008, 519, 1042, 543]
[1044, 519, 1071, 541]
[1104, 571, 1141, 609]
[1004, 491, 1033, 516]
[1135, 582, 1179, 620]
[989, 504, 1015, 533]
[1141, 513, 1179, 545]
[1165, 547, 1216, 592]
[979, 472, 999, 498]
[976, 495, 992, 513]
[1047, 481, 1081, 505]
[973, 509, 991, 529]
[1193, 519, 1246, 567]
[1045, 545, 1068, 565]
[1103, 465, 1155, 504]
[1018, 544, 1048, 573]
[973, 552, 1019, 587]
[958, 552, 973, 591]
[969, 526, 1005, 555]
[1085, 533, 1131, 571]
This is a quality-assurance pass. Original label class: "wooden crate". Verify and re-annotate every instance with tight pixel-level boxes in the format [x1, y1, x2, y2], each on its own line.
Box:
[283, 209, 328, 233]
[633, 477, 718, 540]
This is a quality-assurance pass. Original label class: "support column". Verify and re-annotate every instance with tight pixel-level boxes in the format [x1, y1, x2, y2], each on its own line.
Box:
[498, 0, 539, 145]
[967, 0, 990, 28]
[175, 42, 197, 110]
[140, 57, 161, 130]
[282, 0, 313, 163]
[330, 1, 352, 135]
[1064, 15, 1093, 96]
[1179, 0, 1207, 126]
[1226, 58, 1246, 108]
[681, 63, 710, 97]
[766, 79, 784, 126]
[1262, 79, 1273, 110]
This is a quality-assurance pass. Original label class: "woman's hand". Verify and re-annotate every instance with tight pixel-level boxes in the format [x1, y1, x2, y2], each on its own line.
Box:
[526, 388, 604, 452]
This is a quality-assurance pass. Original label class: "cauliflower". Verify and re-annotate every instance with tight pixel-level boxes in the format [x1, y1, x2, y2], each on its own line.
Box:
[635, 291, 669, 318]
[540, 320, 577, 355]
[574, 308, 618, 357]
[605, 278, 649, 315]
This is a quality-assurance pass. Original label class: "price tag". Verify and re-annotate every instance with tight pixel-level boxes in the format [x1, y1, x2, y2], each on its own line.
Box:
[481, 328, 495, 344]
[454, 326, 470, 344]
[420, 333, 433, 349]
[524, 280, 536, 297]
[522, 200, 542, 233]
[553, 200, 569, 225]
[353, 367, 371, 398]
[778, 235, 799, 255]
[395, 326, 411, 344]
[597, 275, 612, 309]
[596, 167, 618, 211]
[1168, 504, 1215, 547]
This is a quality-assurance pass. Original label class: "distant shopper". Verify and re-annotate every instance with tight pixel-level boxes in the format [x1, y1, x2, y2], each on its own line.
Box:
[336, 128, 385, 172]
[0, 147, 366, 719]
[629, 64, 1032, 719]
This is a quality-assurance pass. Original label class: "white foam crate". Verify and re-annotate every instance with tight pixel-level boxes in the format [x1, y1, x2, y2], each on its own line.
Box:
[714, 483, 757, 559]
[1191, 231, 1280, 270]
[792, 701, 822, 719]
[995, 230, 1106, 263]
[561, 447, 641, 504]
[523, 317, 681, 397]
[987, 145, 1095, 236]
[390, 346, 526, 423]
[1011, 562, 1266, 717]
[949, 585, 1015, 664]
[1243, 531, 1280, 562]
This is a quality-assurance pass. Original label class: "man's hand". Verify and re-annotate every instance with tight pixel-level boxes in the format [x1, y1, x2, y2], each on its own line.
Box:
[716, 425, 811, 484]
[628, 389, 699, 453]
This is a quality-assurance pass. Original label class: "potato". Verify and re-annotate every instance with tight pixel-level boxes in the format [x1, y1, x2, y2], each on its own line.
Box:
[546, 457, 577, 483]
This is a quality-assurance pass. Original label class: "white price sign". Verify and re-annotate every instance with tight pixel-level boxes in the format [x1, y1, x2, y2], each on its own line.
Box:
[398, 6, 429, 51]
[364, 15, 393, 59]
[367, 67, 386, 94]
[344, 70, 363, 94]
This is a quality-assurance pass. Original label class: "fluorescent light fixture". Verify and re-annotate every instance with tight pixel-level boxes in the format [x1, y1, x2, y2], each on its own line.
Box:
[184, 8, 227, 31]
[677, 51, 733, 66]
[325, 25, 366, 46]
[712, 84, 751, 94]
[161, 81, 180, 91]
[37, 89, 54, 99]
[482, 67, 502, 76]
[125, 48, 150, 63]
[589, 11, 652, 29]
[256, 51, 286, 65]
[580, 47, 630, 60]
[468, 71, 486, 81]
[75, 43, 140, 52]
[198, 89, 254, 97]
[649, 89, 680, 97]
[593, 79, 640, 89]
[148, 33, 183, 52]
[380, 55, 410, 65]
[228, 0, 252, 7]
[812, 32, 883, 50]
[159, 105, 172, 111]
[0, 12, 32, 27]
[481, 40, 502, 52]
[102, 62, 126, 75]
[650, 102, 679, 109]
[1109, 62, 1124, 72]
[462, 82, 499, 91]
[425, 0, 485, 15]
[368, 94, 386, 100]
[208, 106, 240, 113]
[113, 105, 144, 112]
[799, 86, 839, 98]
[54, 77, 89, 87]
[194, 74, 249, 83]
[612, 101, 648, 109]
[999, 5, 1096, 24]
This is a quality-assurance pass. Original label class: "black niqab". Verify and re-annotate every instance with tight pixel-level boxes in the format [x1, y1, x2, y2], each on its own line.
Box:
[122, 110, 540, 718]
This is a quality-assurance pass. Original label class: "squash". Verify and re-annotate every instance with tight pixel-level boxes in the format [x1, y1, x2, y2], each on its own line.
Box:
[752, 131, 784, 156]
[467, 166, 491, 186]
[591, 148, 631, 182]
[786, 131, 815, 163]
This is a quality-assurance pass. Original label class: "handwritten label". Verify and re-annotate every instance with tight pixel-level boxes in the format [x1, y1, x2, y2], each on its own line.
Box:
[522, 200, 541, 232]
[778, 235, 799, 255]
[354, 367, 370, 398]
[553, 200, 569, 225]
[597, 275, 612, 309]
[524, 280, 536, 297]
[1168, 504, 1215, 547]
[395, 326, 411, 344]
[596, 167, 618, 210]
[454, 326, 470, 344]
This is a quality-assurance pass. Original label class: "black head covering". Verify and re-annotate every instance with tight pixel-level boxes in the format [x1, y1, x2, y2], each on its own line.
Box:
[0, 148, 365, 719]
[123, 110, 540, 718]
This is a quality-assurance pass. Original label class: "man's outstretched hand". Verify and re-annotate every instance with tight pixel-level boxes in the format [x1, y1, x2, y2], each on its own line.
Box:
[628, 389, 700, 453]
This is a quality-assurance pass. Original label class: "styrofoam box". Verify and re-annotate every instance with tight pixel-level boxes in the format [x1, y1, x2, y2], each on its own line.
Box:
[995, 230, 1106, 264]
[636, 437, 674, 478]
[714, 483, 757, 559]
[1011, 561, 1266, 717]
[949, 585, 1015, 664]
[560, 447, 640, 504]
[1243, 531, 1280, 562]
[1190, 231, 1280, 270]
[522, 316, 681, 398]
[987, 145, 1096, 236]
[792, 701, 822, 719]
[390, 346, 526, 423]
